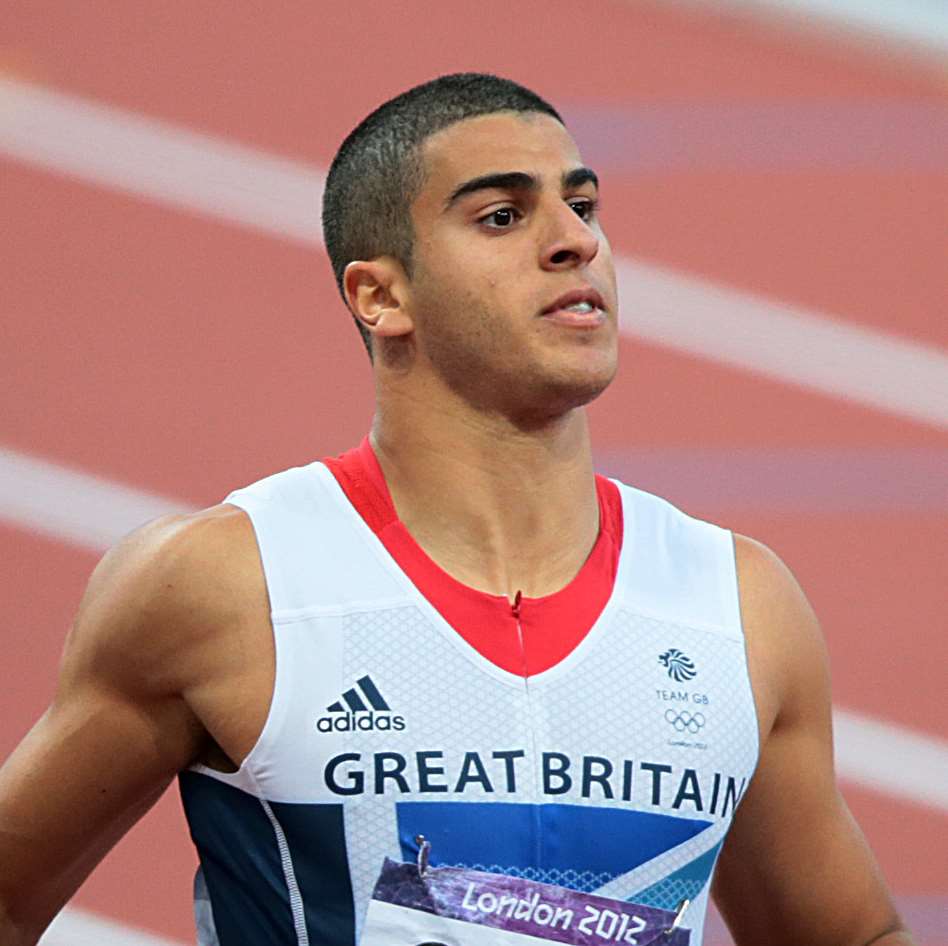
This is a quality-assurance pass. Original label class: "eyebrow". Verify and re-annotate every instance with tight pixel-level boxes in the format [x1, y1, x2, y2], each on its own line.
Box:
[563, 167, 599, 191]
[444, 166, 599, 209]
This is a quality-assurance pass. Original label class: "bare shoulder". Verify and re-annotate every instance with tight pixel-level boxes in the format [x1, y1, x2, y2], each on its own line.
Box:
[0, 505, 270, 930]
[63, 502, 267, 704]
[732, 533, 830, 739]
[715, 537, 911, 945]
[733, 532, 816, 626]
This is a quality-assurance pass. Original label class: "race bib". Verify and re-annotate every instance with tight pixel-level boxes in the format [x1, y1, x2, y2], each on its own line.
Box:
[360, 858, 690, 946]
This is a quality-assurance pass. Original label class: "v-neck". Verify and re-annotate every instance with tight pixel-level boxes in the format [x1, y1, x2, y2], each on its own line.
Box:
[322, 437, 623, 677]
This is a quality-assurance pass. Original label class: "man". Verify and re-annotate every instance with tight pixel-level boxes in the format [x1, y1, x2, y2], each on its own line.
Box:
[0, 73, 912, 945]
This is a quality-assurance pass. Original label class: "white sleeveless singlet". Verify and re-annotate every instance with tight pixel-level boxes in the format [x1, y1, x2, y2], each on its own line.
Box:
[179, 445, 759, 946]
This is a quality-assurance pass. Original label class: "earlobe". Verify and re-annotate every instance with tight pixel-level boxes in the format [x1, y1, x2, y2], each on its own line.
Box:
[372, 306, 413, 338]
[343, 259, 414, 339]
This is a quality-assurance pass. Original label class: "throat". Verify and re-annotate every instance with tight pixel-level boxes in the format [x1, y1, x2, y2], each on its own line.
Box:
[322, 438, 625, 677]
[401, 504, 589, 597]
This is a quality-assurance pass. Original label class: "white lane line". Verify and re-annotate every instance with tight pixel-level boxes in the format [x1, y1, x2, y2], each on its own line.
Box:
[615, 258, 948, 431]
[2, 443, 948, 814]
[2, 77, 947, 430]
[0, 76, 322, 243]
[834, 710, 948, 812]
[0, 447, 189, 551]
[40, 907, 186, 946]
[667, 0, 948, 58]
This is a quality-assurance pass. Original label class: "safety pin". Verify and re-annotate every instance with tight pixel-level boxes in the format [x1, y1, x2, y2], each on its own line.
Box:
[415, 834, 431, 878]
[663, 898, 690, 936]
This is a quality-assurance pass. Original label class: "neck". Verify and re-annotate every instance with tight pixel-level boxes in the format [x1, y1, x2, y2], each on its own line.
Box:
[370, 381, 599, 599]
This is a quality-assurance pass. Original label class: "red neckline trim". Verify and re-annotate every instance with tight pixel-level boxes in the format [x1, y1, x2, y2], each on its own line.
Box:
[322, 437, 623, 677]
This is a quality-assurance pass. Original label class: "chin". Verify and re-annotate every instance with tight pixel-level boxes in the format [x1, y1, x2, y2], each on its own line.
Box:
[558, 350, 619, 403]
[513, 360, 618, 424]
[557, 372, 615, 410]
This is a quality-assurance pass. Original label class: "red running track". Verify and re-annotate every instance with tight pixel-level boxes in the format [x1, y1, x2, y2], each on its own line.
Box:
[1, 1, 946, 942]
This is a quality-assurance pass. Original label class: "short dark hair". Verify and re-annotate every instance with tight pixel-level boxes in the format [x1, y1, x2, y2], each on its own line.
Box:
[321, 72, 563, 353]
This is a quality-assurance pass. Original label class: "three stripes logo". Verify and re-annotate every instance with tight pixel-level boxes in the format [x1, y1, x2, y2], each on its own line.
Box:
[658, 648, 697, 683]
[316, 675, 406, 733]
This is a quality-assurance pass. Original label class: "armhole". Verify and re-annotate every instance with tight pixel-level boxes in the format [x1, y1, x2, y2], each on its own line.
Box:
[186, 496, 283, 796]
[717, 524, 744, 640]
[729, 529, 763, 777]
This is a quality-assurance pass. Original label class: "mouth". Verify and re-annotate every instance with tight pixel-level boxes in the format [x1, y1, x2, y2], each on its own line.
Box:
[540, 287, 607, 328]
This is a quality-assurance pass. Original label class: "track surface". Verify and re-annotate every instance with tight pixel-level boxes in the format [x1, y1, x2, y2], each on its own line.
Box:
[2, 2, 946, 943]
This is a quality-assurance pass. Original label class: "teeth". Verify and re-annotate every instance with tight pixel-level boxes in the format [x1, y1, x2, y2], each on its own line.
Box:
[564, 301, 594, 313]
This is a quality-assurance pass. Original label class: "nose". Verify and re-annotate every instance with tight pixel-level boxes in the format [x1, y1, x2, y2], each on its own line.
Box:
[539, 200, 600, 271]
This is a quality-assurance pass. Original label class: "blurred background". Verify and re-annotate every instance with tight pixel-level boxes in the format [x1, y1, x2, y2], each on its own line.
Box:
[2, 1, 946, 943]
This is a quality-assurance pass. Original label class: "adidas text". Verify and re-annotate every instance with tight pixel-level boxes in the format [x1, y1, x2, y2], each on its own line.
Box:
[316, 711, 406, 733]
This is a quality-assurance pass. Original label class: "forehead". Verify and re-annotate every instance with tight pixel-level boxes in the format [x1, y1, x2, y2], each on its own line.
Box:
[418, 112, 584, 197]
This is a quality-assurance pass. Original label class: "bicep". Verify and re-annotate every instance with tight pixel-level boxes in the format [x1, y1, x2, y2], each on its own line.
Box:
[713, 712, 895, 945]
[714, 536, 902, 946]
[0, 519, 208, 931]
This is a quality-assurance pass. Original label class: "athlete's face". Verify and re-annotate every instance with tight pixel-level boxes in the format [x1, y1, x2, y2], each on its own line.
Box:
[405, 112, 619, 420]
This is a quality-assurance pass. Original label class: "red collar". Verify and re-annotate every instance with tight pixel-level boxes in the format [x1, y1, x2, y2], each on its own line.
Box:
[323, 437, 623, 677]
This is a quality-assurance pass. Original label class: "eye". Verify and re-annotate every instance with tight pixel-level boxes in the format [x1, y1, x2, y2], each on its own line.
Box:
[480, 206, 521, 229]
[569, 198, 598, 221]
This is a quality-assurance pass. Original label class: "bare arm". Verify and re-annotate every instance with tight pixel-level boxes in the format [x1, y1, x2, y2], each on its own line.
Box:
[713, 536, 914, 946]
[0, 506, 264, 943]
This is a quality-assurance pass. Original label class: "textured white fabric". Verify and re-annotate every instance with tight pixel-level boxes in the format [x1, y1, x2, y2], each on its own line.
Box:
[189, 462, 758, 944]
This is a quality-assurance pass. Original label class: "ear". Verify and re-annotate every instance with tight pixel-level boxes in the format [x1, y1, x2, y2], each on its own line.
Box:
[343, 258, 413, 340]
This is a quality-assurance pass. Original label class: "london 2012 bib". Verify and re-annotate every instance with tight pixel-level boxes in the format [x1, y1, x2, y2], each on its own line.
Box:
[360, 858, 690, 946]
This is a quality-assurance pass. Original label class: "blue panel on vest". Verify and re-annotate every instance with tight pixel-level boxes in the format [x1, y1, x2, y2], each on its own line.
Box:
[180, 773, 356, 946]
[397, 801, 712, 892]
[271, 800, 356, 945]
[631, 840, 723, 910]
[179, 772, 297, 945]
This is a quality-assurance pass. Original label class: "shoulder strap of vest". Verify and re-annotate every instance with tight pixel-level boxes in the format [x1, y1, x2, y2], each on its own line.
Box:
[613, 481, 742, 640]
[224, 462, 408, 616]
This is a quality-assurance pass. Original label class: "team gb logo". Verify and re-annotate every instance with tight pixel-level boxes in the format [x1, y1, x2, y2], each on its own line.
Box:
[659, 648, 697, 682]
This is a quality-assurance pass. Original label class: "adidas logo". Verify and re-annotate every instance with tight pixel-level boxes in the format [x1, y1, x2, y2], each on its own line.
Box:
[316, 675, 406, 733]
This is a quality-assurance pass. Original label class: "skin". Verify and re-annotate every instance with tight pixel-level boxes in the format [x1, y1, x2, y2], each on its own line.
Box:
[0, 111, 913, 945]
[349, 112, 618, 596]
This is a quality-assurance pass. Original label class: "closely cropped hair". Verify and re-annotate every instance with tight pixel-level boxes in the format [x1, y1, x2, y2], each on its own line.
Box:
[321, 73, 563, 354]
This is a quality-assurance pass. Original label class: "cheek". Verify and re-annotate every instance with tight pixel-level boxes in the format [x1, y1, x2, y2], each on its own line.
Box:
[417, 283, 515, 367]
[415, 254, 506, 327]
[411, 237, 532, 348]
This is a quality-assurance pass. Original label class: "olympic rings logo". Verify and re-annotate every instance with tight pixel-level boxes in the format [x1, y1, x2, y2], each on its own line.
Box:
[664, 709, 706, 733]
